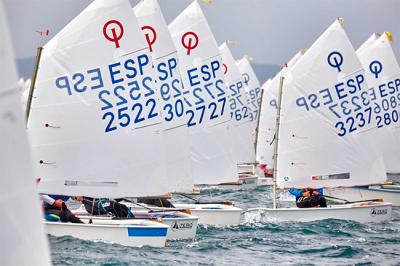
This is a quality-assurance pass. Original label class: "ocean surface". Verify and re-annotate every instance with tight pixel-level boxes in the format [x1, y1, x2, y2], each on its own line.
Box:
[50, 184, 400, 266]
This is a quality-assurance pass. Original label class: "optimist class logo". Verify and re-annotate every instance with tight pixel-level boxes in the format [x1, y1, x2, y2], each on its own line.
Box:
[327, 51, 343, 72]
[103, 20, 124, 48]
[223, 63, 228, 75]
[181, 32, 199, 55]
[369, 60, 383, 79]
[141, 25, 157, 52]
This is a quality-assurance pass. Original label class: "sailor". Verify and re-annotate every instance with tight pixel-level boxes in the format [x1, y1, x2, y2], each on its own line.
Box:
[36, 177, 84, 223]
[137, 193, 175, 208]
[82, 197, 132, 218]
[41, 194, 84, 223]
[289, 188, 327, 208]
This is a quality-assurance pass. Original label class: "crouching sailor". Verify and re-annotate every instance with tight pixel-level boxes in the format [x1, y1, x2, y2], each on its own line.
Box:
[40, 194, 84, 223]
[289, 188, 327, 208]
[82, 197, 133, 218]
[137, 193, 175, 208]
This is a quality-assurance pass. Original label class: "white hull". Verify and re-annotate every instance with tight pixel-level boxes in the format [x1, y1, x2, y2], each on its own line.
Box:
[324, 186, 400, 206]
[237, 163, 255, 174]
[126, 203, 242, 226]
[245, 202, 392, 223]
[72, 206, 198, 240]
[174, 203, 242, 225]
[44, 219, 168, 247]
[197, 175, 259, 191]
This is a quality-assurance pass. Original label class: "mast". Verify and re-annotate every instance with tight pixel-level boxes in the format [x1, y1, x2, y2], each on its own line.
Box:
[25, 46, 43, 124]
[272, 76, 284, 209]
[254, 88, 264, 156]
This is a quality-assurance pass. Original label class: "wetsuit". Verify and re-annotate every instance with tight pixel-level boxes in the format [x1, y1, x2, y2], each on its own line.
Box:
[289, 188, 327, 208]
[42, 195, 83, 223]
[83, 197, 132, 218]
[137, 198, 175, 208]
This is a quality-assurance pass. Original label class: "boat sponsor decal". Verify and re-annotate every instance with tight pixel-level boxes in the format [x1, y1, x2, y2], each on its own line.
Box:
[170, 221, 194, 231]
[370, 208, 388, 217]
[295, 50, 400, 138]
[284, 176, 289, 182]
[311, 173, 350, 180]
[242, 178, 256, 185]
[127, 227, 167, 237]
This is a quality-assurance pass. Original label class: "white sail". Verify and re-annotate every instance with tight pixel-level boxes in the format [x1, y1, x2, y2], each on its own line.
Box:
[219, 42, 254, 164]
[277, 19, 386, 188]
[356, 33, 380, 58]
[0, 0, 51, 264]
[357, 32, 400, 173]
[169, 1, 237, 184]
[236, 56, 263, 133]
[256, 50, 305, 166]
[134, 0, 193, 192]
[28, 0, 170, 198]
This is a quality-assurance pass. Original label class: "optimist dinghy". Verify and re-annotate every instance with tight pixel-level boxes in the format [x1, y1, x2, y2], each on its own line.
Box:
[166, 0, 243, 224]
[235, 56, 271, 186]
[26, 0, 182, 247]
[124, 202, 243, 226]
[71, 203, 198, 241]
[325, 32, 400, 206]
[246, 18, 392, 223]
[0, 1, 51, 264]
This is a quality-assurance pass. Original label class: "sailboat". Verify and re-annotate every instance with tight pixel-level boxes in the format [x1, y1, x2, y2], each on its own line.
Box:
[215, 41, 259, 189]
[246, 19, 392, 223]
[26, 0, 182, 247]
[235, 56, 263, 176]
[255, 49, 306, 185]
[324, 32, 400, 206]
[167, 0, 242, 225]
[134, 0, 194, 194]
[0, 0, 51, 263]
[59, 0, 240, 227]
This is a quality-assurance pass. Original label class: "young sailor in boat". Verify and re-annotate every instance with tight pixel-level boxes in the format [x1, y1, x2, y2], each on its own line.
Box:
[289, 188, 327, 208]
[137, 193, 175, 208]
[82, 197, 133, 218]
[41, 194, 84, 223]
[36, 177, 84, 223]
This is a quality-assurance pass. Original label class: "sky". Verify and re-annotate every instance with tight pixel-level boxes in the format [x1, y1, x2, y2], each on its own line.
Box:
[4, 0, 400, 66]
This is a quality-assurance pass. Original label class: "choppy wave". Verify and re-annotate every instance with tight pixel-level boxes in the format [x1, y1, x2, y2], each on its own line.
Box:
[50, 186, 400, 265]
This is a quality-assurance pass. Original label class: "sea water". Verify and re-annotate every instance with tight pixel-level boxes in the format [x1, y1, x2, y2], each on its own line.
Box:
[50, 185, 400, 265]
